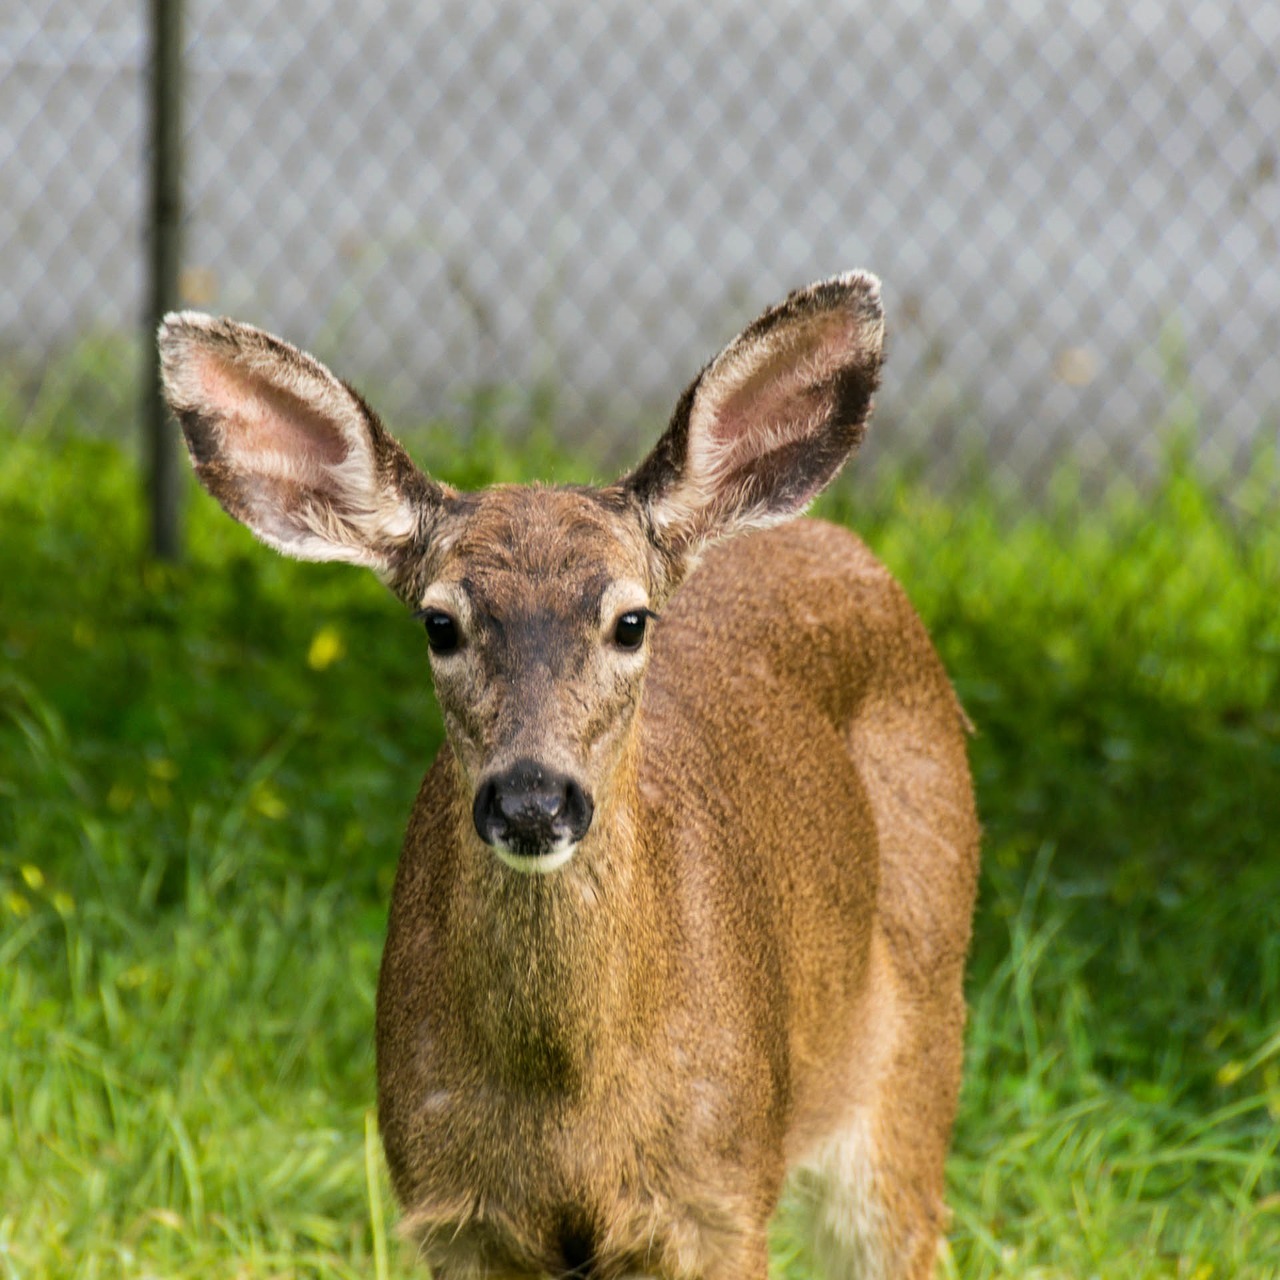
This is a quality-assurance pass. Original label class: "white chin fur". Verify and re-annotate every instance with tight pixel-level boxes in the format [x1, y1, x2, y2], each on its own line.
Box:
[494, 844, 578, 875]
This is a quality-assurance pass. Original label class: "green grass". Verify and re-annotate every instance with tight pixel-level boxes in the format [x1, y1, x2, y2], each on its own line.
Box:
[1, 399, 1278, 1278]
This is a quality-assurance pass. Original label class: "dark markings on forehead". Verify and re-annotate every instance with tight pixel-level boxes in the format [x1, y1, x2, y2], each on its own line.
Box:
[456, 569, 613, 626]
[505, 606, 578, 677]
[452, 588, 597, 681]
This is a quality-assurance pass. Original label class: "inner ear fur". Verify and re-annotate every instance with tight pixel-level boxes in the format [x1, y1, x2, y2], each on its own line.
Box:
[159, 312, 443, 576]
[623, 271, 885, 559]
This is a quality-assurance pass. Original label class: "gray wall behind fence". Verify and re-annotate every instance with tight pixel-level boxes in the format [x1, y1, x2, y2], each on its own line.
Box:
[2, 0, 1278, 486]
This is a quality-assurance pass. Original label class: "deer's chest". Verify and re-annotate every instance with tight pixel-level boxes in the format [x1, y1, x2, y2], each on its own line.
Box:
[389, 1058, 774, 1278]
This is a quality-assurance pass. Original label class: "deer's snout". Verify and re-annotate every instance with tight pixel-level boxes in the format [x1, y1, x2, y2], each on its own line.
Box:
[473, 759, 594, 867]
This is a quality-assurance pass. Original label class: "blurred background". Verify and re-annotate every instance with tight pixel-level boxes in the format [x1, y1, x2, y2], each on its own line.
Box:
[3, 0, 1278, 494]
[1, 4, 1277, 1278]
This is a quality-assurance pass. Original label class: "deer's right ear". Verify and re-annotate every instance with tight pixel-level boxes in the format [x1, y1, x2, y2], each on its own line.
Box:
[158, 312, 444, 576]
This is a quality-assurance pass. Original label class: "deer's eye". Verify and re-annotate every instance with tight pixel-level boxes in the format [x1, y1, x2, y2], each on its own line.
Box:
[418, 610, 460, 654]
[613, 610, 653, 651]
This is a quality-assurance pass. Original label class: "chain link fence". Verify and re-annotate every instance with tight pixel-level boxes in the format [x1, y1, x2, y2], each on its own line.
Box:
[2, 0, 1278, 494]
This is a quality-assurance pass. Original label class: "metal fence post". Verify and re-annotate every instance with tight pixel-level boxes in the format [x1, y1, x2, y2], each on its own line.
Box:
[145, 0, 183, 561]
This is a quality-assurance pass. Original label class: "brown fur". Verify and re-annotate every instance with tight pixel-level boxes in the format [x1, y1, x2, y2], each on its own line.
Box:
[377, 518, 977, 1279]
[159, 273, 980, 1279]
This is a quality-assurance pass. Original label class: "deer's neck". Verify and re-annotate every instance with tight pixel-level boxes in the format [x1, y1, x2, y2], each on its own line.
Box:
[444, 740, 670, 1095]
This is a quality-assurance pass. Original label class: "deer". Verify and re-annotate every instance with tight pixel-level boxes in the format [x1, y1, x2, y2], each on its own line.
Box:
[158, 271, 979, 1280]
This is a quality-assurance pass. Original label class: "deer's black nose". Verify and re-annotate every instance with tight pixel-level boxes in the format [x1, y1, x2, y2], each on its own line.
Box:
[473, 759, 593, 857]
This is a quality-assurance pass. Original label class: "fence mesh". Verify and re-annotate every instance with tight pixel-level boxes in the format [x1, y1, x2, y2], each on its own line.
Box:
[2, 0, 1277, 492]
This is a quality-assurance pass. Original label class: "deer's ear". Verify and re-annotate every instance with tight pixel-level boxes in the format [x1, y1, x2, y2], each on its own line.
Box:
[623, 272, 884, 565]
[159, 313, 443, 576]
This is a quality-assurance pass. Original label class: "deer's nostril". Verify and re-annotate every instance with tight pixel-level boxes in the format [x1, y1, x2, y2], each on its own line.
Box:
[473, 760, 593, 856]
[472, 778, 501, 845]
[561, 778, 591, 833]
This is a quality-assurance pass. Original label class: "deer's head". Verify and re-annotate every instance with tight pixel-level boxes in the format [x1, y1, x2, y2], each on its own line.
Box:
[159, 274, 884, 872]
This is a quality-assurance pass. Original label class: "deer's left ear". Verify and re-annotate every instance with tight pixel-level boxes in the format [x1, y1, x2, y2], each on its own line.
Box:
[623, 271, 884, 568]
